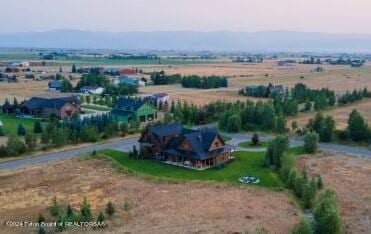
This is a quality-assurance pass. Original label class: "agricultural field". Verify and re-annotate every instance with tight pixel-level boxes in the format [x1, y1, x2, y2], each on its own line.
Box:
[299, 153, 371, 234]
[0, 157, 300, 234]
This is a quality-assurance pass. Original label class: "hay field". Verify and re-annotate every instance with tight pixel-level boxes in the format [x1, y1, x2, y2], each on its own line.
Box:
[0, 158, 300, 234]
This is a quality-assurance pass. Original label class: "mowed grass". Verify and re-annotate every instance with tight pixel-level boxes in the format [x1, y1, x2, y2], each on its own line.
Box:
[0, 113, 38, 135]
[238, 141, 269, 148]
[99, 148, 303, 188]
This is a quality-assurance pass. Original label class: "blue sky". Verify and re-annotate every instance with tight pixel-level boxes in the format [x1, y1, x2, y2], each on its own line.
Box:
[2, 0, 371, 34]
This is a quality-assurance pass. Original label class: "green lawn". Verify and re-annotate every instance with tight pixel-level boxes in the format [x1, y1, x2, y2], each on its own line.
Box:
[99, 148, 302, 188]
[0, 113, 39, 135]
[238, 141, 269, 148]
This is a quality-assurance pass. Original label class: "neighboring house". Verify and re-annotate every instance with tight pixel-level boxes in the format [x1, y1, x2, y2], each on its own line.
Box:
[121, 68, 137, 76]
[138, 123, 235, 170]
[5, 66, 19, 73]
[148, 93, 170, 105]
[80, 86, 104, 95]
[21, 96, 81, 118]
[111, 97, 157, 123]
[48, 80, 63, 91]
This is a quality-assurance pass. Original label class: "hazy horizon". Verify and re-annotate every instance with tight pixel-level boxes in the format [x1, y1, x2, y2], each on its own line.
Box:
[2, 0, 371, 34]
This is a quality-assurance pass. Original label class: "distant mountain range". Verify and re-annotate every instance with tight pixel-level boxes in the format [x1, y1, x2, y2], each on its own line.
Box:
[1, 30, 371, 52]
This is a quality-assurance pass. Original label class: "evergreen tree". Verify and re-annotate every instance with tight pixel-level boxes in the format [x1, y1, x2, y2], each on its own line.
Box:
[347, 110, 369, 141]
[97, 211, 105, 227]
[80, 197, 92, 221]
[314, 190, 342, 234]
[37, 213, 45, 224]
[317, 175, 324, 189]
[265, 135, 289, 168]
[304, 132, 319, 154]
[66, 203, 74, 218]
[72, 64, 77, 73]
[226, 114, 241, 132]
[319, 116, 335, 142]
[33, 120, 43, 133]
[105, 201, 115, 217]
[50, 196, 60, 218]
[25, 133, 37, 151]
[0, 127, 4, 136]
[17, 123, 26, 136]
[303, 182, 316, 209]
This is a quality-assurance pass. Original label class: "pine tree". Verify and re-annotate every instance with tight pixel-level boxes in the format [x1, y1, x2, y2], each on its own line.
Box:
[80, 197, 92, 221]
[50, 196, 60, 218]
[66, 203, 74, 218]
[72, 64, 77, 73]
[97, 211, 105, 227]
[304, 132, 319, 154]
[105, 201, 115, 217]
[347, 110, 369, 141]
[0, 127, 4, 136]
[33, 120, 43, 133]
[37, 213, 45, 224]
[317, 175, 323, 189]
[17, 123, 26, 136]
[25, 133, 37, 151]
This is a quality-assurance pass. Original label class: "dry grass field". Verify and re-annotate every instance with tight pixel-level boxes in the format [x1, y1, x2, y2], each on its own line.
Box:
[140, 60, 371, 105]
[289, 99, 371, 130]
[0, 158, 300, 234]
[299, 153, 371, 234]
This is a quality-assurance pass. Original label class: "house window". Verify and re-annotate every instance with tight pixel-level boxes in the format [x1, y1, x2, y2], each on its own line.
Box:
[215, 142, 220, 148]
[162, 136, 166, 142]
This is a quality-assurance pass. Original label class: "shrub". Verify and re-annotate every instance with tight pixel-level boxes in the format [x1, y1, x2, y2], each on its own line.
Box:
[25, 133, 38, 151]
[291, 219, 314, 234]
[6, 135, 26, 156]
[304, 132, 319, 154]
[251, 133, 260, 146]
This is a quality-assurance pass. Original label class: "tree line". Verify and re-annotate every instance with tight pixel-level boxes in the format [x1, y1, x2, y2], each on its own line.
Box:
[150, 71, 182, 85]
[180, 75, 228, 89]
[0, 114, 141, 158]
[265, 134, 342, 234]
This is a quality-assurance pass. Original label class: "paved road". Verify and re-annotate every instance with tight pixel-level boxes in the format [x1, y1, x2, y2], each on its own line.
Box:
[0, 132, 370, 171]
[0, 138, 138, 171]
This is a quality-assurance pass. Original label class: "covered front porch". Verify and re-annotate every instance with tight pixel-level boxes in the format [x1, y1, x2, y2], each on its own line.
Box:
[161, 145, 235, 170]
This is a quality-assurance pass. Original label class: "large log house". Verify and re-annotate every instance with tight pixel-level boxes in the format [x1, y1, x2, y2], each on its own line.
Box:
[138, 123, 235, 170]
